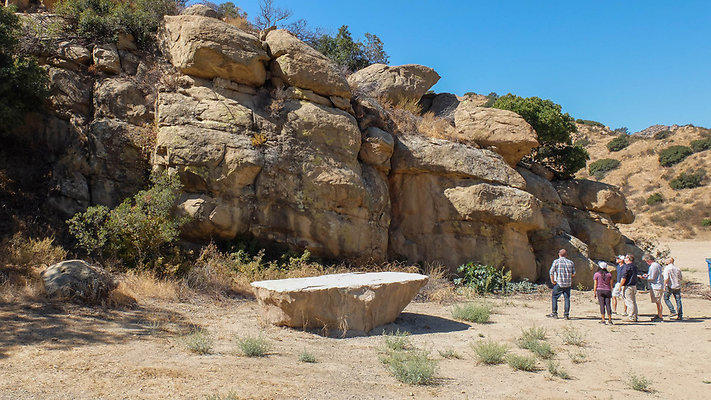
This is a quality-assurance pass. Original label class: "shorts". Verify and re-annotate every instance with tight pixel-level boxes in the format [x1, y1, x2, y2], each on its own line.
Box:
[612, 283, 622, 298]
[649, 289, 663, 304]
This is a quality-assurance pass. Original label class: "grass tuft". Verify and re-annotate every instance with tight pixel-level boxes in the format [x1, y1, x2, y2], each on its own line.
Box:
[438, 348, 462, 359]
[630, 373, 653, 392]
[236, 334, 270, 357]
[451, 302, 492, 324]
[472, 340, 508, 365]
[547, 360, 571, 380]
[506, 354, 538, 372]
[560, 325, 586, 347]
[204, 392, 242, 400]
[184, 329, 213, 355]
[568, 351, 587, 364]
[383, 329, 411, 352]
[519, 337, 555, 359]
[298, 349, 317, 363]
[381, 349, 437, 385]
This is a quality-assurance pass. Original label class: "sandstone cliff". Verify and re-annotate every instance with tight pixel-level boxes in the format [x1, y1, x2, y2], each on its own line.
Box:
[7, 9, 644, 287]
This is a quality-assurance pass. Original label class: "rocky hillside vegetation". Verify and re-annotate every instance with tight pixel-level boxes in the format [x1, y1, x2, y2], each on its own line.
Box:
[574, 123, 711, 240]
[1, 3, 646, 287]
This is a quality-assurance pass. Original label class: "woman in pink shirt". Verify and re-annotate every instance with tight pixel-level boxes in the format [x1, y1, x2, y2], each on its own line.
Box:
[593, 261, 614, 325]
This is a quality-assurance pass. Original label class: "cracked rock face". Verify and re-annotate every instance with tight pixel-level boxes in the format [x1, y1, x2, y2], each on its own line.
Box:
[251, 272, 428, 333]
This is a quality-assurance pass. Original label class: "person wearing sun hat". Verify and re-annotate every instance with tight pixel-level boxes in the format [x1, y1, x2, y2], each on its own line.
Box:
[611, 255, 627, 315]
[593, 261, 614, 324]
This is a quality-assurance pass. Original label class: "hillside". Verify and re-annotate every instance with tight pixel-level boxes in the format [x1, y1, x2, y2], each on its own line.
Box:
[574, 123, 711, 241]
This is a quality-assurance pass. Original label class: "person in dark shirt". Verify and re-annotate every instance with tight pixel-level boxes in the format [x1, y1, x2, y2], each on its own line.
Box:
[618, 254, 639, 322]
[611, 255, 627, 316]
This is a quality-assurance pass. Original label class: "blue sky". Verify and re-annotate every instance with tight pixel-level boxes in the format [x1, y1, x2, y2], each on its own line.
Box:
[200, 1, 711, 133]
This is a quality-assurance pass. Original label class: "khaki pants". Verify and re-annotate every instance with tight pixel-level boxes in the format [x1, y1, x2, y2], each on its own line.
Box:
[623, 286, 638, 321]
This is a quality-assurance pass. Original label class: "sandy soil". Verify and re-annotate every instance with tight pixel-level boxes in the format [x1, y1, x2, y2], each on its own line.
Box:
[1, 243, 710, 400]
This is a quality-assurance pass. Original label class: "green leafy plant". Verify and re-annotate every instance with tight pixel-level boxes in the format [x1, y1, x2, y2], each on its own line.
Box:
[629, 373, 652, 392]
[67, 173, 188, 269]
[690, 137, 711, 153]
[454, 263, 511, 294]
[659, 145, 693, 167]
[482, 91, 499, 107]
[506, 279, 541, 294]
[653, 130, 672, 140]
[588, 158, 621, 177]
[55, 0, 182, 48]
[669, 170, 705, 190]
[646, 193, 663, 206]
[381, 349, 437, 385]
[576, 119, 605, 128]
[472, 340, 509, 365]
[236, 334, 270, 357]
[0, 6, 49, 137]
[506, 354, 538, 372]
[493, 94, 588, 178]
[702, 218, 711, 227]
[184, 328, 213, 354]
[383, 329, 412, 352]
[607, 135, 630, 152]
[517, 327, 553, 359]
[451, 302, 492, 324]
[547, 360, 571, 379]
[312, 25, 388, 72]
[298, 349, 317, 363]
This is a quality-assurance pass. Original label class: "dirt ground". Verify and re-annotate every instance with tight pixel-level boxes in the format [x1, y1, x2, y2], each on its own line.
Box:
[1, 242, 710, 400]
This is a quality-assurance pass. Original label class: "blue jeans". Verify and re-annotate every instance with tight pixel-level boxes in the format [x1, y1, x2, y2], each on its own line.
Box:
[552, 285, 571, 316]
[664, 289, 682, 317]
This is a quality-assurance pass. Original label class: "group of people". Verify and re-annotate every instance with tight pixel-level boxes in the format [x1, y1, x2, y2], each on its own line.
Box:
[547, 249, 684, 323]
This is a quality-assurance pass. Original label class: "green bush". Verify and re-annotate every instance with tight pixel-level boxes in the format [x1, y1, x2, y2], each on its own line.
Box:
[184, 329, 213, 354]
[653, 130, 672, 140]
[454, 263, 511, 294]
[0, 6, 49, 137]
[701, 218, 711, 227]
[573, 137, 590, 147]
[383, 329, 411, 352]
[506, 354, 538, 371]
[588, 158, 620, 177]
[236, 334, 270, 357]
[630, 373, 652, 392]
[576, 119, 605, 128]
[607, 135, 630, 152]
[547, 360, 571, 379]
[298, 349, 317, 363]
[559, 326, 586, 347]
[646, 193, 663, 206]
[451, 302, 492, 324]
[492, 94, 588, 178]
[482, 92, 499, 108]
[669, 170, 705, 190]
[659, 145, 693, 166]
[381, 349, 437, 385]
[505, 279, 541, 294]
[67, 173, 187, 269]
[472, 340, 508, 365]
[312, 25, 388, 72]
[55, 0, 182, 48]
[690, 138, 711, 153]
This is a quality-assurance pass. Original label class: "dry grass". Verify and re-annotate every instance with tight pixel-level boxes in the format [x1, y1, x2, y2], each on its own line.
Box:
[417, 112, 458, 141]
[0, 234, 67, 303]
[115, 270, 181, 302]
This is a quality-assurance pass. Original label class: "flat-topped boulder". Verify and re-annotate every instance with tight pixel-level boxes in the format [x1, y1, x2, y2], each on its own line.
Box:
[251, 272, 428, 333]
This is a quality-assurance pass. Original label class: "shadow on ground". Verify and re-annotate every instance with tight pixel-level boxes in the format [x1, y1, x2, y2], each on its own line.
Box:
[0, 301, 196, 359]
[375, 312, 471, 335]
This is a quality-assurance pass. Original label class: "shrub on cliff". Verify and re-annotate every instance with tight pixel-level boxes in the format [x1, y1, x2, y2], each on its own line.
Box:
[0, 6, 49, 136]
[55, 0, 183, 48]
[690, 138, 711, 153]
[658, 145, 693, 167]
[312, 25, 388, 72]
[576, 119, 605, 128]
[606, 135, 630, 152]
[492, 94, 588, 178]
[67, 173, 188, 269]
[669, 170, 705, 190]
[588, 158, 620, 178]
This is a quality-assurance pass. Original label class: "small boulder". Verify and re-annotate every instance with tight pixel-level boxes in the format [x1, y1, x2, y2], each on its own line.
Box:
[41, 260, 117, 303]
[252, 272, 428, 333]
[181, 4, 219, 18]
[347, 63, 440, 104]
[92, 44, 121, 74]
[359, 127, 394, 171]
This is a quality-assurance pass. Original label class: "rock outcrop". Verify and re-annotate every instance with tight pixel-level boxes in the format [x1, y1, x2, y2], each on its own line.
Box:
[347, 63, 440, 104]
[252, 272, 428, 333]
[41, 260, 117, 303]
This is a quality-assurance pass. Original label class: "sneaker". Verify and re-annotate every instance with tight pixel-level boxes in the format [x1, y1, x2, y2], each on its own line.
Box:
[676, 316, 682, 321]
[546, 313, 558, 319]
[599, 321, 607, 325]
[651, 316, 663, 322]
[612, 311, 617, 315]
[628, 317, 637, 322]
[622, 312, 628, 316]
[670, 312, 677, 316]
[564, 315, 570, 320]
[608, 320, 614, 325]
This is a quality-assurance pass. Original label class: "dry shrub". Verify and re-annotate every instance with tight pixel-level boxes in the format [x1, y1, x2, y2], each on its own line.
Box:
[417, 112, 458, 141]
[224, 16, 253, 31]
[391, 96, 423, 115]
[115, 270, 181, 302]
[0, 233, 67, 271]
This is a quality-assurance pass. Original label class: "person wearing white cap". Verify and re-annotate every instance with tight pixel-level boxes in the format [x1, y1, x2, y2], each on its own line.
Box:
[593, 261, 614, 324]
[611, 255, 627, 316]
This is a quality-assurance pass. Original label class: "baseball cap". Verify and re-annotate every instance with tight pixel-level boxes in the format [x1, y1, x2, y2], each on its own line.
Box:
[598, 261, 608, 270]
[615, 254, 625, 261]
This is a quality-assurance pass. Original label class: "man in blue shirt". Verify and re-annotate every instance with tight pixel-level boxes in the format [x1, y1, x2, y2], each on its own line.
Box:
[618, 254, 639, 322]
[547, 249, 576, 320]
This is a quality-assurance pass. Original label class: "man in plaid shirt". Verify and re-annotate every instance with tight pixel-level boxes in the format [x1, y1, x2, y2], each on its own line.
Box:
[547, 249, 576, 319]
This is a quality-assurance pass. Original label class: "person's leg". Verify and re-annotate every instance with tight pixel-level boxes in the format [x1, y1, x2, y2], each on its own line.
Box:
[612, 295, 618, 313]
[604, 292, 612, 320]
[629, 287, 638, 321]
[673, 289, 683, 319]
[563, 287, 571, 318]
[597, 291, 606, 322]
[664, 289, 677, 315]
[551, 285, 561, 316]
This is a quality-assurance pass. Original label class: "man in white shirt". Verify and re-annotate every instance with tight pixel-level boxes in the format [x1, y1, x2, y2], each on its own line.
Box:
[662, 257, 683, 320]
[642, 254, 664, 322]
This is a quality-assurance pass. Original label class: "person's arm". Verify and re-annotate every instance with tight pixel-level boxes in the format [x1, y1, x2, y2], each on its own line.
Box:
[593, 276, 598, 298]
[619, 275, 627, 297]
[549, 263, 557, 286]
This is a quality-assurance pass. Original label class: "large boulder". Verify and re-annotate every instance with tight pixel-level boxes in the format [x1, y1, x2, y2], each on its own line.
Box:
[265, 29, 351, 99]
[41, 260, 117, 303]
[453, 102, 539, 166]
[553, 179, 628, 215]
[252, 272, 428, 333]
[159, 15, 269, 86]
[347, 64, 440, 104]
[181, 4, 218, 18]
[93, 78, 152, 125]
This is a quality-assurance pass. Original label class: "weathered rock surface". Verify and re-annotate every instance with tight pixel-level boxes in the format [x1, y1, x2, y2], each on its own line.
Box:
[251, 272, 428, 333]
[92, 44, 121, 74]
[553, 179, 627, 215]
[347, 64, 440, 104]
[453, 102, 539, 166]
[265, 29, 351, 99]
[159, 15, 269, 86]
[181, 4, 218, 18]
[41, 260, 117, 303]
